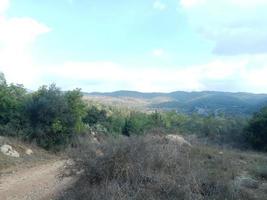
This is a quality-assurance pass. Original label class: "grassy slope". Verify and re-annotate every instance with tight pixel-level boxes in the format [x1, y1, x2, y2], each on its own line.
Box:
[190, 144, 267, 199]
[59, 135, 267, 200]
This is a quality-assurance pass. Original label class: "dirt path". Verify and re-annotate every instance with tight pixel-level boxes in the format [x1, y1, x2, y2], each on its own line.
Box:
[0, 160, 73, 200]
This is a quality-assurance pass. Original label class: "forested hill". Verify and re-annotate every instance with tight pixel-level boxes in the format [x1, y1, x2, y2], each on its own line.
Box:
[85, 90, 267, 116]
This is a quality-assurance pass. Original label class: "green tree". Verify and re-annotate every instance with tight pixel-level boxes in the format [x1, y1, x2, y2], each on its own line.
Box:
[65, 89, 86, 133]
[26, 84, 86, 150]
[122, 112, 149, 136]
[0, 72, 6, 85]
[246, 107, 267, 151]
[83, 106, 108, 126]
[0, 73, 29, 136]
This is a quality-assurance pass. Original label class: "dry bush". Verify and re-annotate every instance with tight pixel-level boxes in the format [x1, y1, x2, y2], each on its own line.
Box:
[59, 135, 244, 200]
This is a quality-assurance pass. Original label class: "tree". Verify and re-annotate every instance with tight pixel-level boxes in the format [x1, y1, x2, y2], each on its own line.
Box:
[0, 72, 6, 85]
[0, 73, 28, 136]
[26, 84, 86, 150]
[83, 106, 108, 126]
[122, 112, 149, 136]
[122, 118, 131, 137]
[246, 107, 267, 151]
[65, 89, 87, 133]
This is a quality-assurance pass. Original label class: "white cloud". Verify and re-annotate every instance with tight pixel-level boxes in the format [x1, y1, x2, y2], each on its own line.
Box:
[180, 0, 267, 55]
[37, 54, 267, 93]
[0, 0, 266, 94]
[0, 17, 50, 48]
[153, 1, 167, 11]
[0, 0, 9, 14]
[40, 61, 204, 92]
[0, 1, 51, 87]
[152, 48, 164, 57]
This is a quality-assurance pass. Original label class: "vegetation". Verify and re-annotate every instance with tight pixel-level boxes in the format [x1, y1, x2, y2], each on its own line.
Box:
[0, 71, 266, 152]
[26, 85, 86, 150]
[58, 135, 267, 200]
[0, 74, 86, 150]
[1, 72, 267, 199]
[246, 107, 267, 151]
[0, 73, 29, 137]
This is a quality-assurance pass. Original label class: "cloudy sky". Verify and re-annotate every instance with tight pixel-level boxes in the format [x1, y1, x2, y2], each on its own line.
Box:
[0, 0, 267, 93]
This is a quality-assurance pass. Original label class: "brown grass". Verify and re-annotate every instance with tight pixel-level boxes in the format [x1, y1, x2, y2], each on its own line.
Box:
[58, 134, 267, 200]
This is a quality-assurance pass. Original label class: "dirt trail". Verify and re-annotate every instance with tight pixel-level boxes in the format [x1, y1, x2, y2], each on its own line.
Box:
[0, 160, 73, 200]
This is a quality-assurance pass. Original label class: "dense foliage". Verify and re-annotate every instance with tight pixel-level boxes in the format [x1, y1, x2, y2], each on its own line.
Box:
[0, 74, 86, 150]
[0, 73, 29, 137]
[0, 72, 265, 151]
[26, 85, 86, 150]
[246, 107, 267, 151]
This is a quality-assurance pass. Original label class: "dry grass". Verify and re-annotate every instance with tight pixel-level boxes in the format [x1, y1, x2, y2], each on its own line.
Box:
[58, 134, 267, 200]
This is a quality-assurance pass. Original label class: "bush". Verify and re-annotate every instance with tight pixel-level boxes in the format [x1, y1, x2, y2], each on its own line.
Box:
[26, 84, 86, 150]
[245, 107, 267, 151]
[83, 106, 108, 126]
[59, 135, 242, 200]
[251, 164, 267, 180]
[0, 73, 30, 137]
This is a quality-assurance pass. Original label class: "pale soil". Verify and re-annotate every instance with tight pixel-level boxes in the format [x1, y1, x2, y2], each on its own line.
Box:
[0, 160, 73, 200]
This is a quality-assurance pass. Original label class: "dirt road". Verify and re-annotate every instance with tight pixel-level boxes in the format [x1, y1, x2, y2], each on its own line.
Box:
[0, 160, 73, 200]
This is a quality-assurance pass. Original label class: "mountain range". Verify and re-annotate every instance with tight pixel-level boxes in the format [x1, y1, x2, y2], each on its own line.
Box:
[84, 90, 267, 116]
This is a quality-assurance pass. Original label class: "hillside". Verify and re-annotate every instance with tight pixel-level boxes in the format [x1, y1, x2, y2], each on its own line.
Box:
[84, 91, 267, 116]
[58, 135, 267, 200]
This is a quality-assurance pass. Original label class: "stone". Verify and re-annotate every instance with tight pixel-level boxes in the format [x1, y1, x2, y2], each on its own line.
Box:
[165, 134, 192, 147]
[0, 144, 20, 158]
[92, 137, 100, 145]
[25, 148, 33, 155]
[95, 149, 104, 157]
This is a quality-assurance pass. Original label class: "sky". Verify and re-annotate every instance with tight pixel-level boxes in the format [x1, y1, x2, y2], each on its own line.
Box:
[0, 0, 267, 93]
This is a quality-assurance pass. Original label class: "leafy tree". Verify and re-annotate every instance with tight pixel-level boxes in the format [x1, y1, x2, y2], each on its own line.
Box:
[65, 89, 87, 133]
[122, 112, 150, 136]
[26, 84, 85, 150]
[149, 110, 164, 128]
[105, 110, 125, 135]
[161, 111, 189, 130]
[246, 107, 267, 151]
[83, 106, 108, 126]
[122, 118, 131, 137]
[0, 73, 29, 136]
[0, 72, 6, 85]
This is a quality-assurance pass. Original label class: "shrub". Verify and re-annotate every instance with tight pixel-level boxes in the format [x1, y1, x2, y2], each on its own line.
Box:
[0, 73, 29, 137]
[245, 107, 267, 151]
[59, 135, 242, 200]
[83, 106, 108, 126]
[251, 164, 267, 180]
[26, 84, 86, 150]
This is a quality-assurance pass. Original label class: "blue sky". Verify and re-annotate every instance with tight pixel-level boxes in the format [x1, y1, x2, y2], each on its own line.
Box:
[0, 0, 267, 93]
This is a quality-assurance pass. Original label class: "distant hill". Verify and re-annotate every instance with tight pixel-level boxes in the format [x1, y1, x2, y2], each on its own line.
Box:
[88, 91, 167, 99]
[84, 90, 267, 116]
